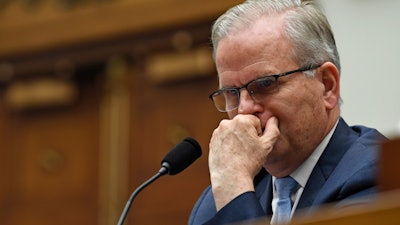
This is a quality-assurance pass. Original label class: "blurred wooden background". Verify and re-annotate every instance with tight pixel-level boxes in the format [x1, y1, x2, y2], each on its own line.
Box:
[0, 1, 242, 225]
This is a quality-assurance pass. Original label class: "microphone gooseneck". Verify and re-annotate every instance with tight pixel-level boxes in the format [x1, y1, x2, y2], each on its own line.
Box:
[116, 137, 202, 225]
[116, 170, 165, 225]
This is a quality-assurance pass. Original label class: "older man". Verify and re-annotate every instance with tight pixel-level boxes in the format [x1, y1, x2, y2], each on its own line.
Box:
[189, 0, 386, 225]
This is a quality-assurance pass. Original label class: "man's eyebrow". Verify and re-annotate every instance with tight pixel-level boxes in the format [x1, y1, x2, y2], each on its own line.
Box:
[219, 84, 238, 89]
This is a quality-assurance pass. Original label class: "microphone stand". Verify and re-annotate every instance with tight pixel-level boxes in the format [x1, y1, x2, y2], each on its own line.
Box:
[115, 137, 201, 225]
[117, 167, 168, 225]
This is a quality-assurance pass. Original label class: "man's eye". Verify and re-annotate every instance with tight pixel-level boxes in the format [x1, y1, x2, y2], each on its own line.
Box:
[224, 89, 238, 96]
[249, 78, 276, 94]
[257, 78, 274, 88]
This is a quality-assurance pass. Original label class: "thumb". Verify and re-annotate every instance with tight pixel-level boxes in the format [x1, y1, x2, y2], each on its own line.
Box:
[261, 116, 280, 143]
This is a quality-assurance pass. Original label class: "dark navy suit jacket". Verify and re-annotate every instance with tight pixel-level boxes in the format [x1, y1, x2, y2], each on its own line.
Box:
[189, 118, 386, 225]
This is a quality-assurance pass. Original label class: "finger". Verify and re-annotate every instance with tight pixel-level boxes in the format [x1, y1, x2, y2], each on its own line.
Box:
[234, 114, 262, 136]
[261, 116, 280, 143]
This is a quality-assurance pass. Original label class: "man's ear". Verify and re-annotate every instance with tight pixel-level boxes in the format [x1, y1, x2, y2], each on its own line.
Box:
[319, 62, 340, 110]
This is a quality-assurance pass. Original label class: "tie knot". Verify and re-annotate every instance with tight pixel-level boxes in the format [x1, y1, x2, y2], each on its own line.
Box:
[274, 176, 298, 199]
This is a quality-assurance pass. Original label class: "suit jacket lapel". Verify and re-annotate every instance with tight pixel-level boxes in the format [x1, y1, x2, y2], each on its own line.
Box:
[296, 118, 358, 210]
[254, 168, 273, 215]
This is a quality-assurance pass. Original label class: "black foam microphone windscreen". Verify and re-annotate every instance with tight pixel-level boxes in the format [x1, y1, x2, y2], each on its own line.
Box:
[161, 137, 202, 175]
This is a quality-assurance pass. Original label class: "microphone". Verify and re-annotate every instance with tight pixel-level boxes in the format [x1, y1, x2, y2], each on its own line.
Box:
[117, 137, 202, 225]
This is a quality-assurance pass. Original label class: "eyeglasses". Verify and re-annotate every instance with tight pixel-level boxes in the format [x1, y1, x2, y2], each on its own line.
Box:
[209, 64, 321, 112]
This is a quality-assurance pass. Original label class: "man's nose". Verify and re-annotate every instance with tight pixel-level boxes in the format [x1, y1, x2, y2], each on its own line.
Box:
[237, 89, 260, 114]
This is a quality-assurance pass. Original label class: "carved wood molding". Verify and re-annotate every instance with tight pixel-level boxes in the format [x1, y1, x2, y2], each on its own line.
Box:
[0, 0, 242, 58]
[98, 59, 132, 225]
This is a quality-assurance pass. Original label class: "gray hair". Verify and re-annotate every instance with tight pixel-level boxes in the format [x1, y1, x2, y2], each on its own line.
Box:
[211, 0, 341, 74]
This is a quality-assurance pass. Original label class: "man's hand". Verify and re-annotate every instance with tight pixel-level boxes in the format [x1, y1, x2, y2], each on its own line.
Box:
[209, 115, 279, 210]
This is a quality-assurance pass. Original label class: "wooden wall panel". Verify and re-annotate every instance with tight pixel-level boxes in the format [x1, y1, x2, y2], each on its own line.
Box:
[126, 70, 226, 225]
[0, 0, 242, 58]
[0, 83, 101, 225]
[0, 1, 237, 225]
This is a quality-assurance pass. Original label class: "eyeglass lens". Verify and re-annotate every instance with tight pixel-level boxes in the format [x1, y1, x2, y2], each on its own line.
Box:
[212, 76, 278, 112]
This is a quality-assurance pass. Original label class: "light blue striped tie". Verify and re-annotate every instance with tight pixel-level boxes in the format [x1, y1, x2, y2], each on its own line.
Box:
[274, 176, 298, 224]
